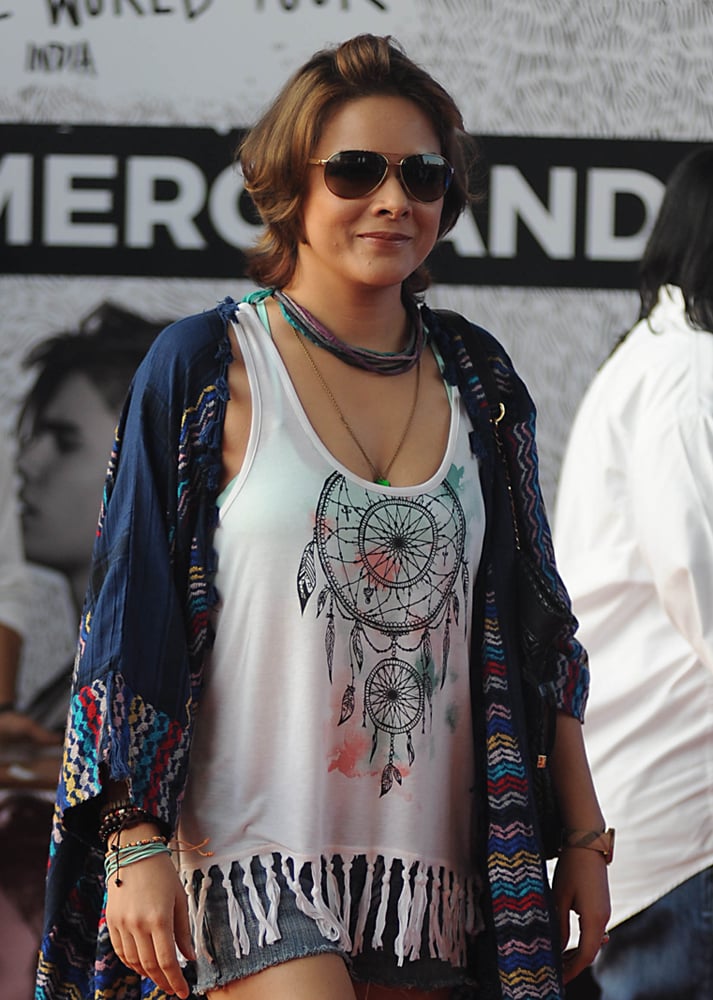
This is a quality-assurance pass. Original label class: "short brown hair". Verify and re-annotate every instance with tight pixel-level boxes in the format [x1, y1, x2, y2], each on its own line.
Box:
[238, 34, 477, 293]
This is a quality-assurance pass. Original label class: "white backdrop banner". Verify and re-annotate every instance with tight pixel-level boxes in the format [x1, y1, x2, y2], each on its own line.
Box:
[0, 123, 698, 288]
[1, 0, 404, 112]
[2, 0, 713, 507]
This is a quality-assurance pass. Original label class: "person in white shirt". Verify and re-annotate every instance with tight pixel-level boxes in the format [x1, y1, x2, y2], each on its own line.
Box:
[554, 145, 713, 1000]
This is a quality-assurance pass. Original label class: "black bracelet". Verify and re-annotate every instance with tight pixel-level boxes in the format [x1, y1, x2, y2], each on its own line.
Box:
[98, 805, 156, 847]
[99, 797, 134, 823]
[0, 702, 15, 715]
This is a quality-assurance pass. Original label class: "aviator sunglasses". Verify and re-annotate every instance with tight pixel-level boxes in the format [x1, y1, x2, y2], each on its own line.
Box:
[307, 150, 454, 203]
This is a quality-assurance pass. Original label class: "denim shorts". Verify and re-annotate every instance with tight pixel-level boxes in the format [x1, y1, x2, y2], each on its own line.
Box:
[184, 853, 478, 996]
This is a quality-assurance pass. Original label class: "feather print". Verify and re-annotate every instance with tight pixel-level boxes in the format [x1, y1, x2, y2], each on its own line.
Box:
[339, 684, 355, 725]
[441, 615, 451, 689]
[349, 622, 364, 674]
[297, 539, 316, 613]
[461, 561, 470, 633]
[369, 727, 378, 762]
[316, 586, 330, 618]
[422, 627, 433, 671]
[380, 761, 402, 797]
[325, 609, 335, 683]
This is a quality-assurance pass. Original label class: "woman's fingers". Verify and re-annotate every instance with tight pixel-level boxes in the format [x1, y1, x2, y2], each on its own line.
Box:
[558, 901, 571, 954]
[105, 852, 192, 997]
[112, 938, 189, 998]
[135, 927, 191, 998]
[552, 848, 611, 984]
[113, 920, 190, 998]
[565, 911, 609, 983]
[174, 881, 197, 964]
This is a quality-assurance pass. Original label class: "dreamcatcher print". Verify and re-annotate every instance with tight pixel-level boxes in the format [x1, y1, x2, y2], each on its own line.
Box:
[297, 471, 468, 795]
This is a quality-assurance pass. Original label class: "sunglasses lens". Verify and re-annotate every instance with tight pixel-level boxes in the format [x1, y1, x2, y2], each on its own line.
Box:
[323, 151, 386, 198]
[320, 151, 454, 202]
[401, 154, 453, 202]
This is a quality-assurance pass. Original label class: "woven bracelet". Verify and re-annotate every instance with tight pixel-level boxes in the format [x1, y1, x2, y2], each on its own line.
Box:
[105, 839, 172, 887]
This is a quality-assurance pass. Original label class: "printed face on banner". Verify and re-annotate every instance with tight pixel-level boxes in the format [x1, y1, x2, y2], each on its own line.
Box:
[18, 372, 117, 578]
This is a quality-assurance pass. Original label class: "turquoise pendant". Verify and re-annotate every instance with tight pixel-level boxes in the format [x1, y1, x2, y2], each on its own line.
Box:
[375, 477, 391, 487]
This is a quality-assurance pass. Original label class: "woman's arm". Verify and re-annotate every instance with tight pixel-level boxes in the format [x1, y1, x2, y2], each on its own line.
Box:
[102, 781, 194, 998]
[549, 713, 611, 983]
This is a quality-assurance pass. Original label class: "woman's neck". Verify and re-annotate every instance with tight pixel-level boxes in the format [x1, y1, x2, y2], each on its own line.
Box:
[279, 279, 411, 353]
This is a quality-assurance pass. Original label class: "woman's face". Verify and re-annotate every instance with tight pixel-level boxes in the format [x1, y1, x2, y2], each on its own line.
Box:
[294, 95, 444, 296]
[18, 371, 117, 580]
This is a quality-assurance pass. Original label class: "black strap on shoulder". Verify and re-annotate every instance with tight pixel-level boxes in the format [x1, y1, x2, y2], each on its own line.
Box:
[435, 308, 524, 552]
[433, 309, 503, 421]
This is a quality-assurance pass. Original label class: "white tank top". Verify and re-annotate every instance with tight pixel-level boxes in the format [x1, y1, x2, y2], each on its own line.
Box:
[179, 300, 485, 966]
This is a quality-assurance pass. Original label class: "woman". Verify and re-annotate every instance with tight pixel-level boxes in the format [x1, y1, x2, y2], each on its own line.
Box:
[36, 35, 610, 1000]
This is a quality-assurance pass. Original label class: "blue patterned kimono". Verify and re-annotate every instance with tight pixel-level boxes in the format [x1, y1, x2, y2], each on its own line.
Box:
[35, 298, 588, 1000]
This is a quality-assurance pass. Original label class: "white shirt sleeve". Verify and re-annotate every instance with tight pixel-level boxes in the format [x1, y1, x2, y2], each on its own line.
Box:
[631, 393, 713, 676]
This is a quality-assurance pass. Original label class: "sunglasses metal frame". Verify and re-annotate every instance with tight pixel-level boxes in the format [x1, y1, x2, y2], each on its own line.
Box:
[307, 150, 454, 203]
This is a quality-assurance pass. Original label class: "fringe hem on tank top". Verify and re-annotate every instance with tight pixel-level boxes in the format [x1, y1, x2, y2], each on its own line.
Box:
[180, 851, 481, 969]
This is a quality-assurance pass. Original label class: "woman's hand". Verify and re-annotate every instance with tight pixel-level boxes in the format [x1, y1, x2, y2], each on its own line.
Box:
[547, 713, 611, 981]
[552, 847, 611, 983]
[105, 829, 195, 999]
[0, 708, 61, 745]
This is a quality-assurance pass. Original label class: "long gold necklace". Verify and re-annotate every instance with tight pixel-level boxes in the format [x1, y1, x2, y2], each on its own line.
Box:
[293, 328, 421, 487]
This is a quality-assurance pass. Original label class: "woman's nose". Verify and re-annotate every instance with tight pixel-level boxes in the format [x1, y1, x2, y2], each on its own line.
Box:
[374, 167, 412, 213]
[17, 434, 51, 485]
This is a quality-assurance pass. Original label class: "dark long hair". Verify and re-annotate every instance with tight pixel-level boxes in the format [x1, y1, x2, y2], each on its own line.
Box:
[639, 145, 713, 331]
[18, 302, 171, 438]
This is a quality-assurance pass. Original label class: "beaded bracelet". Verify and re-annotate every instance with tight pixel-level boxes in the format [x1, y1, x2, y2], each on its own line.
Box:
[99, 797, 134, 821]
[104, 834, 167, 853]
[98, 803, 156, 847]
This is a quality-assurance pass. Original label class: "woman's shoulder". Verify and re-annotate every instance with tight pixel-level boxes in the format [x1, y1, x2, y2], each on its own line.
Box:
[425, 304, 531, 409]
[425, 304, 512, 363]
[151, 297, 236, 356]
[131, 297, 237, 392]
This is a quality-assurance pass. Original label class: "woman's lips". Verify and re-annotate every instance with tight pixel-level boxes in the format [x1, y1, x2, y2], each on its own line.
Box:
[358, 231, 412, 245]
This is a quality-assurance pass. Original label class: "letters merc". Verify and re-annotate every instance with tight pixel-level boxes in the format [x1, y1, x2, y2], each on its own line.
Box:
[0, 124, 698, 288]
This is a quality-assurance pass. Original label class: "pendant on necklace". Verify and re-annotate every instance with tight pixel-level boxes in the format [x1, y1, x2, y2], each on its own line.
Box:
[375, 476, 391, 487]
